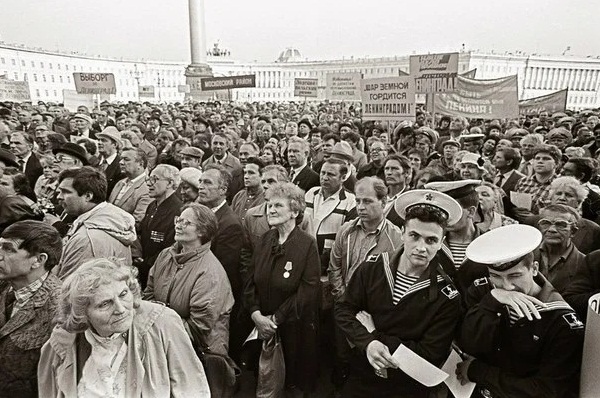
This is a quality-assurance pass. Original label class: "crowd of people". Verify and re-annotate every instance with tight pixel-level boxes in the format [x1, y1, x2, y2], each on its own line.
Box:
[0, 98, 598, 397]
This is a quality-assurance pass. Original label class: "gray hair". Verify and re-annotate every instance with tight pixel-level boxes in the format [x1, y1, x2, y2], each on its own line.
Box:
[262, 164, 290, 183]
[550, 176, 588, 204]
[153, 164, 181, 188]
[355, 176, 388, 201]
[287, 136, 310, 153]
[181, 203, 218, 245]
[264, 182, 306, 215]
[56, 258, 142, 333]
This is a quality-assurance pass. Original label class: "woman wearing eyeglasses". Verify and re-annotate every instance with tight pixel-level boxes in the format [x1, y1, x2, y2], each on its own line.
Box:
[143, 203, 236, 397]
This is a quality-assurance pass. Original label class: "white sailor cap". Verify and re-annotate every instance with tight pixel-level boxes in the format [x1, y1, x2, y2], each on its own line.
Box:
[394, 189, 463, 226]
[465, 224, 542, 271]
[424, 179, 481, 200]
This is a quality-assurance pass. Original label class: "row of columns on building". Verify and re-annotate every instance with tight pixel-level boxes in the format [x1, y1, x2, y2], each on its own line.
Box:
[525, 66, 600, 91]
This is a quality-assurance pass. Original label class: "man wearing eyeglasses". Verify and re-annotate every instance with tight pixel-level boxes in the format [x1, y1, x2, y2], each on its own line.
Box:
[357, 139, 388, 181]
[137, 164, 182, 289]
[533, 204, 585, 294]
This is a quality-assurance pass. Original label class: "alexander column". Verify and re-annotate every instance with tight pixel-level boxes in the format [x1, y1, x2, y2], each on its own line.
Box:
[185, 0, 213, 100]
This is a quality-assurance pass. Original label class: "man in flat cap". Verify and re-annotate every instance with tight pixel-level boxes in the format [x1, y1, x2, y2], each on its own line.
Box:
[456, 224, 584, 398]
[96, 126, 125, 197]
[335, 189, 462, 397]
[69, 113, 98, 142]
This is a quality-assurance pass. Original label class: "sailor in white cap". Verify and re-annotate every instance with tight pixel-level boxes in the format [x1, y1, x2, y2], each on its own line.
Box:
[456, 224, 584, 398]
[335, 189, 463, 397]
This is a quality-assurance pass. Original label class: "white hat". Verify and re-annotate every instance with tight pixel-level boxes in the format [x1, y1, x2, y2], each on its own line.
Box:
[465, 224, 542, 270]
[394, 189, 463, 226]
[460, 153, 485, 170]
[425, 179, 481, 199]
[179, 167, 203, 190]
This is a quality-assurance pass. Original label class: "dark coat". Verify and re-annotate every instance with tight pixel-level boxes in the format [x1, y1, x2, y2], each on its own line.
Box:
[102, 154, 126, 198]
[138, 193, 182, 286]
[564, 249, 600, 320]
[243, 227, 321, 392]
[535, 244, 586, 294]
[24, 153, 43, 192]
[292, 165, 320, 193]
[212, 204, 245, 300]
[499, 169, 525, 197]
[0, 275, 61, 397]
[0, 191, 37, 234]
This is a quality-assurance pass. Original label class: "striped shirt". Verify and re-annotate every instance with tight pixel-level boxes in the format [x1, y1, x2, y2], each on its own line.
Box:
[392, 271, 419, 304]
[447, 241, 469, 268]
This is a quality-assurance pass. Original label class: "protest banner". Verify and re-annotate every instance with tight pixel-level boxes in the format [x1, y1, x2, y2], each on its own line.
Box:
[200, 74, 256, 91]
[434, 75, 519, 119]
[178, 84, 191, 93]
[294, 78, 318, 98]
[63, 89, 94, 112]
[73, 73, 116, 95]
[581, 293, 600, 397]
[519, 89, 568, 116]
[325, 73, 362, 101]
[0, 80, 31, 101]
[360, 76, 416, 121]
[410, 52, 459, 93]
[139, 85, 155, 98]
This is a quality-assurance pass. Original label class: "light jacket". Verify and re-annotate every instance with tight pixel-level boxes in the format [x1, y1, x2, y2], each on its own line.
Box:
[38, 300, 211, 397]
[328, 218, 403, 300]
[55, 202, 137, 280]
[143, 242, 234, 355]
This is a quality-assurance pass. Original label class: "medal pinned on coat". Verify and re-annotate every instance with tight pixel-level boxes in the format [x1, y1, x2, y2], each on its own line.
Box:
[283, 261, 293, 278]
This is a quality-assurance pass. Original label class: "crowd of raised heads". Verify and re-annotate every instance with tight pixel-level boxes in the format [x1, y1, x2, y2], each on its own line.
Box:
[0, 98, 599, 398]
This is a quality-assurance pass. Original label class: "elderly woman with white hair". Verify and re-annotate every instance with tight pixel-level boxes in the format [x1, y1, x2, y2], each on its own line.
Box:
[38, 258, 210, 397]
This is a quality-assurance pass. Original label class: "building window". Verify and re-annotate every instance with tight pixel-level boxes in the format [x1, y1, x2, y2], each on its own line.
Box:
[11, 59, 16, 66]
[53, 90, 57, 96]
[23, 73, 28, 81]
[14, 73, 18, 80]
[42, 75, 46, 82]
[67, 76, 71, 83]
[35, 89, 40, 97]
[45, 90, 49, 97]
[51, 76, 55, 83]
[57, 64, 61, 70]
[21, 60, 25, 67]
[33, 74, 38, 82]
[65, 65, 69, 70]
[59, 76, 63, 83]
[0, 58, 4, 64]
[40, 62, 44, 68]
[31, 61, 35, 67]
[49, 63, 53, 69]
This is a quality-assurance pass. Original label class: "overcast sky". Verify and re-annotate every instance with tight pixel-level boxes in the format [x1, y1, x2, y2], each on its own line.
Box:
[2, 0, 599, 63]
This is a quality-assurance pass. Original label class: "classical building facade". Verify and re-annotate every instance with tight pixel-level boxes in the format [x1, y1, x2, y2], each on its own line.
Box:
[1, 42, 599, 110]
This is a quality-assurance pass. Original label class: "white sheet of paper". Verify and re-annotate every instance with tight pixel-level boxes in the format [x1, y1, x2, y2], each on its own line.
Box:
[243, 327, 259, 345]
[441, 350, 477, 398]
[391, 344, 449, 387]
[510, 192, 533, 211]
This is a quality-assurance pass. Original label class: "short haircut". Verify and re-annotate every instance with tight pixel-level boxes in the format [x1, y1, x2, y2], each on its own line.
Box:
[323, 158, 348, 177]
[384, 154, 411, 174]
[245, 156, 265, 171]
[341, 130, 360, 144]
[58, 166, 107, 203]
[322, 132, 341, 144]
[152, 164, 181, 188]
[520, 134, 543, 146]
[203, 163, 232, 190]
[496, 147, 522, 170]
[287, 136, 310, 153]
[2, 220, 62, 271]
[264, 182, 306, 215]
[11, 131, 34, 146]
[240, 141, 260, 154]
[182, 203, 218, 245]
[262, 164, 290, 183]
[355, 176, 388, 201]
[123, 148, 148, 169]
[2, 167, 33, 199]
[405, 204, 449, 229]
[57, 258, 142, 333]
[533, 144, 562, 163]
[549, 176, 588, 204]
[212, 132, 229, 143]
[541, 203, 581, 223]
[565, 157, 595, 183]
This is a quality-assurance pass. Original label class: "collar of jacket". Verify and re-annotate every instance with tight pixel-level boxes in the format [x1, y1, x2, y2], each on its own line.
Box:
[314, 187, 347, 200]
[168, 242, 212, 265]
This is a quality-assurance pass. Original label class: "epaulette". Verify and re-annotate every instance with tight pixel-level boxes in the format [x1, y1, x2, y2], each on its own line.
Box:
[562, 312, 585, 330]
[474, 277, 489, 287]
[366, 254, 380, 262]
